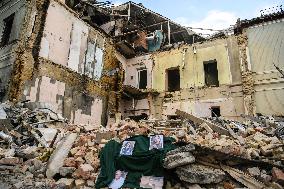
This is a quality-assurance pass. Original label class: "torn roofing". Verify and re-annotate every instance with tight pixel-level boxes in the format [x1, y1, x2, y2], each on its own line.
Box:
[234, 8, 284, 33]
[112, 1, 204, 44]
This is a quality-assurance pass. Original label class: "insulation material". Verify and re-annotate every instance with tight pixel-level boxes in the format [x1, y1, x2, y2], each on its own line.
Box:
[67, 21, 88, 72]
[147, 30, 164, 52]
[93, 47, 104, 81]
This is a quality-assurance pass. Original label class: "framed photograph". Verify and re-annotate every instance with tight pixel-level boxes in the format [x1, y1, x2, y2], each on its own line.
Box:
[120, 141, 135, 155]
[149, 135, 163, 150]
[140, 176, 164, 189]
[109, 170, 128, 189]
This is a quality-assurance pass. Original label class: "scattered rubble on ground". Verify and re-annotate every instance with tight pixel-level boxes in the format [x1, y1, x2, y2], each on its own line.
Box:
[0, 101, 284, 188]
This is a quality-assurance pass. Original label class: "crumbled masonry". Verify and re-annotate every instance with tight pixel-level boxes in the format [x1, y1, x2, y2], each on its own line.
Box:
[0, 0, 284, 188]
[0, 101, 284, 188]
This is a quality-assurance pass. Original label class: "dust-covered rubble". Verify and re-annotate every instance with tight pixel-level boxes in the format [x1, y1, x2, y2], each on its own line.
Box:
[0, 102, 284, 189]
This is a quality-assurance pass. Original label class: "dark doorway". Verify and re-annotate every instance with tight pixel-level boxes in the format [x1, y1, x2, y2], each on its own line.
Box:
[204, 60, 219, 87]
[1, 13, 15, 47]
[211, 106, 221, 117]
[167, 68, 180, 92]
[138, 69, 147, 89]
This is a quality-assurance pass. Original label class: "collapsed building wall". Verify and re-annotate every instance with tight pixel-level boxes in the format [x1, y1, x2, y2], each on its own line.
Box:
[117, 53, 154, 119]
[0, 0, 121, 125]
[0, 0, 27, 101]
[119, 36, 245, 120]
[151, 37, 244, 120]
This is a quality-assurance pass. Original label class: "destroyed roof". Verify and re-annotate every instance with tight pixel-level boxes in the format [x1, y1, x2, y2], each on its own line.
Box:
[234, 5, 284, 33]
[112, 1, 203, 44]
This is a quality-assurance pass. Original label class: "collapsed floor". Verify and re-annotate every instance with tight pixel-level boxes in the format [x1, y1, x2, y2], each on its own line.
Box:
[0, 101, 284, 189]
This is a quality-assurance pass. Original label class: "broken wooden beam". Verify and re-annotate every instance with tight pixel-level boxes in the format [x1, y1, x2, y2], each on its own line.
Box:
[175, 110, 229, 135]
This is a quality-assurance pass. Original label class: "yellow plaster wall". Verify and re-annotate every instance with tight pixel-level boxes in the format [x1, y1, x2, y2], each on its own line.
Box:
[152, 39, 232, 92]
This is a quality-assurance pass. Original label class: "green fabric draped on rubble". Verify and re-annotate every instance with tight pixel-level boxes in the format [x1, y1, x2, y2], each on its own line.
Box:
[95, 135, 176, 188]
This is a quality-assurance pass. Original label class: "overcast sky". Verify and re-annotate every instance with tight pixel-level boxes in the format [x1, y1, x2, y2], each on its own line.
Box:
[112, 0, 283, 35]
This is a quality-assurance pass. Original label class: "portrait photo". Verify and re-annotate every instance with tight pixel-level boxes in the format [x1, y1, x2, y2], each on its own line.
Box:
[140, 176, 164, 189]
[120, 141, 135, 155]
[109, 170, 128, 189]
[149, 135, 163, 150]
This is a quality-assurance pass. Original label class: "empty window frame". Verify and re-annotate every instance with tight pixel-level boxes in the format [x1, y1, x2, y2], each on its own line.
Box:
[138, 69, 147, 89]
[167, 115, 180, 120]
[1, 13, 15, 47]
[211, 106, 221, 117]
[204, 60, 219, 87]
[166, 68, 180, 92]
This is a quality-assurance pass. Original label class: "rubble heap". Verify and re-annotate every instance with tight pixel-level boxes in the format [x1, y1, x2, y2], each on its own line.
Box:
[0, 102, 284, 189]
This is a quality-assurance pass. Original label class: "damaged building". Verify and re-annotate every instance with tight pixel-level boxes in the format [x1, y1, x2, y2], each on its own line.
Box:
[0, 0, 121, 125]
[108, 3, 284, 121]
[0, 0, 284, 189]
[0, 0, 284, 123]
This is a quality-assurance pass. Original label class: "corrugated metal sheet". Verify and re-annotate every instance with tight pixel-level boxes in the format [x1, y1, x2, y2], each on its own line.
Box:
[255, 88, 284, 116]
[247, 20, 284, 72]
[247, 20, 284, 116]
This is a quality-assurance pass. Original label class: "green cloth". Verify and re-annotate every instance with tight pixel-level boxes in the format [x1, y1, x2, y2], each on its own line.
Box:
[95, 135, 176, 188]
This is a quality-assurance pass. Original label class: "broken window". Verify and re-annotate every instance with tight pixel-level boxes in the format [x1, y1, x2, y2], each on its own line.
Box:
[1, 13, 15, 47]
[211, 106, 221, 117]
[166, 68, 180, 92]
[138, 69, 147, 89]
[204, 60, 219, 87]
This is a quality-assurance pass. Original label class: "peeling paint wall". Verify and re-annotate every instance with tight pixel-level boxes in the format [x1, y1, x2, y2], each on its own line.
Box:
[119, 36, 245, 120]
[3, 0, 120, 126]
[150, 37, 244, 119]
[153, 85, 244, 120]
[247, 19, 284, 116]
[152, 38, 235, 92]
[28, 0, 119, 125]
[117, 53, 153, 118]
[0, 0, 27, 101]
[121, 54, 153, 89]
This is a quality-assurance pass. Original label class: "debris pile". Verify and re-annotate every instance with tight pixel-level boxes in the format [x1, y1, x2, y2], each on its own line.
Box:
[0, 101, 67, 188]
[160, 110, 284, 189]
[0, 103, 284, 189]
[183, 113, 284, 163]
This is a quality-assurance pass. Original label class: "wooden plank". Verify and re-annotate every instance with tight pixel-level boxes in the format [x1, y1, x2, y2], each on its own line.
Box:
[175, 110, 229, 135]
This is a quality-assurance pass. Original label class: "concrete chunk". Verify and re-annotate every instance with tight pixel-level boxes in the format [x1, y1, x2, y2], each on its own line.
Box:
[0, 157, 21, 165]
[46, 133, 77, 178]
[56, 178, 74, 188]
[176, 164, 226, 184]
[164, 152, 195, 169]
